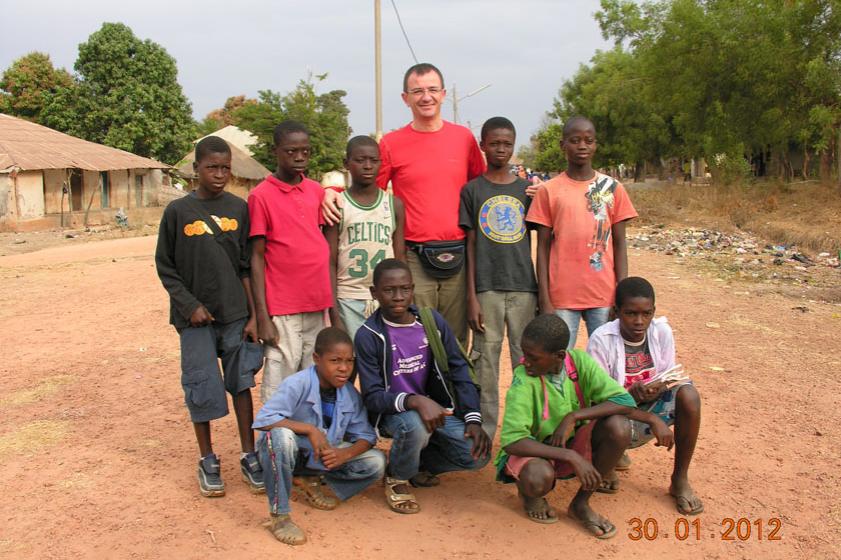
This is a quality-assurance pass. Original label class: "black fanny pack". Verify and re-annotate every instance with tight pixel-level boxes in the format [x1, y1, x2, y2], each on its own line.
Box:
[411, 240, 465, 279]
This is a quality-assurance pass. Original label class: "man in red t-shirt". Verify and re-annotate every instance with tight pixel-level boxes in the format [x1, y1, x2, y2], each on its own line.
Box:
[323, 63, 485, 345]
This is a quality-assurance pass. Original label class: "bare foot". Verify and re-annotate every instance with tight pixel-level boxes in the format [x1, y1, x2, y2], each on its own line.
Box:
[567, 500, 617, 539]
[670, 477, 704, 515]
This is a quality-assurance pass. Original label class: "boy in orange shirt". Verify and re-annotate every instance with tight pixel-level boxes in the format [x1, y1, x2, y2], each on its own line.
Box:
[526, 117, 637, 348]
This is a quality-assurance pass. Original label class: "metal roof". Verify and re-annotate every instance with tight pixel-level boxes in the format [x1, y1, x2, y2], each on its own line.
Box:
[0, 113, 170, 172]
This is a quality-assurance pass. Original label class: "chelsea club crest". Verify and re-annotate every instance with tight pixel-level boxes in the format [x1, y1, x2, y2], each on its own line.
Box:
[478, 195, 526, 244]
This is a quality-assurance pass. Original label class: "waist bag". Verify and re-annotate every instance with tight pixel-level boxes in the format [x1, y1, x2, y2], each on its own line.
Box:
[411, 240, 465, 279]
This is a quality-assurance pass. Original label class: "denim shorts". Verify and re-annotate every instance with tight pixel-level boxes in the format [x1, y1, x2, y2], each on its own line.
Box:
[178, 318, 263, 423]
[628, 383, 692, 448]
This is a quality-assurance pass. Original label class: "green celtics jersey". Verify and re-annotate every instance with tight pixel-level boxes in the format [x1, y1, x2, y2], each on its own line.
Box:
[337, 189, 395, 299]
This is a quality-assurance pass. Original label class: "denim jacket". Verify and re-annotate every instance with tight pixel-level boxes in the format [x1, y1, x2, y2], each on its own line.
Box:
[252, 366, 377, 471]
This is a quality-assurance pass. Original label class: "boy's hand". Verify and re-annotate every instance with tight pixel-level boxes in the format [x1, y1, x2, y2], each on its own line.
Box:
[189, 305, 214, 327]
[643, 381, 667, 401]
[567, 452, 602, 491]
[257, 316, 279, 347]
[243, 316, 258, 342]
[407, 395, 451, 433]
[649, 417, 674, 450]
[321, 189, 343, 226]
[538, 294, 555, 316]
[320, 446, 352, 470]
[306, 428, 331, 462]
[464, 424, 491, 460]
[525, 179, 542, 198]
[467, 297, 485, 333]
[628, 382, 648, 404]
[549, 412, 578, 448]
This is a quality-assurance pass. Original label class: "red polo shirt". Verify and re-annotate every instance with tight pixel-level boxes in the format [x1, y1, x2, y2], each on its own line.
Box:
[248, 175, 332, 316]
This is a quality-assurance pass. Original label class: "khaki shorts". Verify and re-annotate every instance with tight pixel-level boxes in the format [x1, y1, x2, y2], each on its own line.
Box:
[260, 311, 325, 402]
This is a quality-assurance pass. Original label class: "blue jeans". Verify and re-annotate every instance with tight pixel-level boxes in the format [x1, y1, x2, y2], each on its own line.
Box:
[379, 411, 490, 480]
[556, 307, 611, 349]
[257, 427, 385, 515]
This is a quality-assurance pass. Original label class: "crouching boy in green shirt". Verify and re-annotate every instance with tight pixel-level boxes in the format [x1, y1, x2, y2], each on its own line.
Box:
[495, 314, 672, 539]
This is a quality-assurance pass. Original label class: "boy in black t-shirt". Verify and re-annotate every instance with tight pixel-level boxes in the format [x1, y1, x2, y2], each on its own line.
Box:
[155, 136, 264, 497]
[459, 117, 538, 441]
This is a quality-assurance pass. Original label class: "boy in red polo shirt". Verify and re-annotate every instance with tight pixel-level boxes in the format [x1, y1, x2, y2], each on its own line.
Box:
[249, 121, 333, 402]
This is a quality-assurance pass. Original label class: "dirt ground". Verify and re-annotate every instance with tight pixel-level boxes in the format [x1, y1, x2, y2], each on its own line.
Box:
[2, 231, 840, 560]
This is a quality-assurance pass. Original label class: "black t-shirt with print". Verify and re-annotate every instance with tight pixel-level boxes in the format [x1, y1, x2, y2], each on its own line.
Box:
[458, 176, 537, 293]
[155, 191, 250, 329]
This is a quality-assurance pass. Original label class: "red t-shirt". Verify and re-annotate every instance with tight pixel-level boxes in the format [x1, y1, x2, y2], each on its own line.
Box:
[248, 175, 332, 316]
[526, 172, 637, 310]
[376, 121, 485, 242]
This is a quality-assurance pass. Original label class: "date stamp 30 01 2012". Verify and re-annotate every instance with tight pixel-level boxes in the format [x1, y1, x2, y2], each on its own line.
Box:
[627, 517, 783, 541]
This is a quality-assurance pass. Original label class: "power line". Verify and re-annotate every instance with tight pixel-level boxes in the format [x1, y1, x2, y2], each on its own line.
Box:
[390, 0, 419, 64]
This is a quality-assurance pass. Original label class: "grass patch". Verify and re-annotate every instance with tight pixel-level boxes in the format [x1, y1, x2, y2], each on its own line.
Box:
[631, 181, 841, 254]
[0, 420, 68, 461]
[0, 375, 74, 408]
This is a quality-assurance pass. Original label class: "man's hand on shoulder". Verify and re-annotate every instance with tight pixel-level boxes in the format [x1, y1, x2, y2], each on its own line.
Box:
[321, 189, 343, 226]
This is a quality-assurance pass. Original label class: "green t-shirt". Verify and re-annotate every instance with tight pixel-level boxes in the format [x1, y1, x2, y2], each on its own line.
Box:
[494, 349, 636, 477]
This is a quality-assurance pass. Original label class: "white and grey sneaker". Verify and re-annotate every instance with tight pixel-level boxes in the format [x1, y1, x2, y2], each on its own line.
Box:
[198, 454, 225, 497]
[241, 452, 265, 494]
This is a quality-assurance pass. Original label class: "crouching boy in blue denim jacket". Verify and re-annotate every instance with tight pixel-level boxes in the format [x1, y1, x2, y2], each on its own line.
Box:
[253, 327, 385, 546]
[355, 259, 492, 515]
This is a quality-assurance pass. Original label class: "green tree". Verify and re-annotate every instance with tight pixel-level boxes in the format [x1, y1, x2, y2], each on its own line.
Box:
[232, 74, 351, 179]
[72, 23, 195, 163]
[0, 52, 76, 126]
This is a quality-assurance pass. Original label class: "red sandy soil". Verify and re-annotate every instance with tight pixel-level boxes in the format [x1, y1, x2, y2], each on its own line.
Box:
[1, 234, 839, 559]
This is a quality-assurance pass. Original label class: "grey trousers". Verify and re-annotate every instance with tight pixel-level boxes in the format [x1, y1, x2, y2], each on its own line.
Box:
[471, 290, 537, 440]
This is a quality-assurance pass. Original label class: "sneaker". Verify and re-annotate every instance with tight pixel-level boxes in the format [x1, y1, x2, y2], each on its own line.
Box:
[241, 452, 265, 494]
[197, 453, 225, 497]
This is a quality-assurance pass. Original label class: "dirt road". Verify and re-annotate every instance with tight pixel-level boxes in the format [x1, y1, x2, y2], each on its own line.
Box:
[1, 235, 839, 559]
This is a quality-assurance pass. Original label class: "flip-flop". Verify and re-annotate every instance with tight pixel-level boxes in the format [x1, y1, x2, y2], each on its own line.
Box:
[567, 507, 618, 539]
[385, 477, 420, 514]
[522, 495, 559, 524]
[293, 476, 339, 511]
[671, 491, 704, 515]
[596, 476, 620, 494]
[410, 471, 441, 487]
[267, 514, 307, 546]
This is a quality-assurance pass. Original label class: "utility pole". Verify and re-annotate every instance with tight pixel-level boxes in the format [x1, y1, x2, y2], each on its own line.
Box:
[452, 83, 458, 125]
[451, 83, 491, 124]
[374, 0, 383, 140]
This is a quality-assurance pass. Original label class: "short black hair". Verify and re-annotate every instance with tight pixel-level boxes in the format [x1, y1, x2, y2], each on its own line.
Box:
[481, 116, 516, 141]
[615, 277, 655, 308]
[403, 63, 444, 92]
[373, 258, 411, 287]
[314, 326, 353, 355]
[521, 314, 570, 354]
[562, 116, 595, 138]
[273, 120, 310, 145]
[195, 136, 231, 162]
[346, 135, 380, 159]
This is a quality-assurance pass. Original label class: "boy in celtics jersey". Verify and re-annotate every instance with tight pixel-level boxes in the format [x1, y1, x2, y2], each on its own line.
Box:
[326, 136, 406, 339]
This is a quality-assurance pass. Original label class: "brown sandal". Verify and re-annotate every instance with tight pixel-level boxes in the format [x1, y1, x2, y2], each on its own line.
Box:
[385, 477, 420, 514]
[267, 514, 307, 546]
[293, 476, 339, 511]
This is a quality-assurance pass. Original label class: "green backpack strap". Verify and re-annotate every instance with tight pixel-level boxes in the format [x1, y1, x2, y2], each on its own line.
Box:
[419, 307, 449, 375]
[418, 307, 481, 389]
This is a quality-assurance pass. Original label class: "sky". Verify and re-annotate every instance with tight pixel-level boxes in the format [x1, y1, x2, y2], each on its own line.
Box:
[0, 0, 612, 148]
